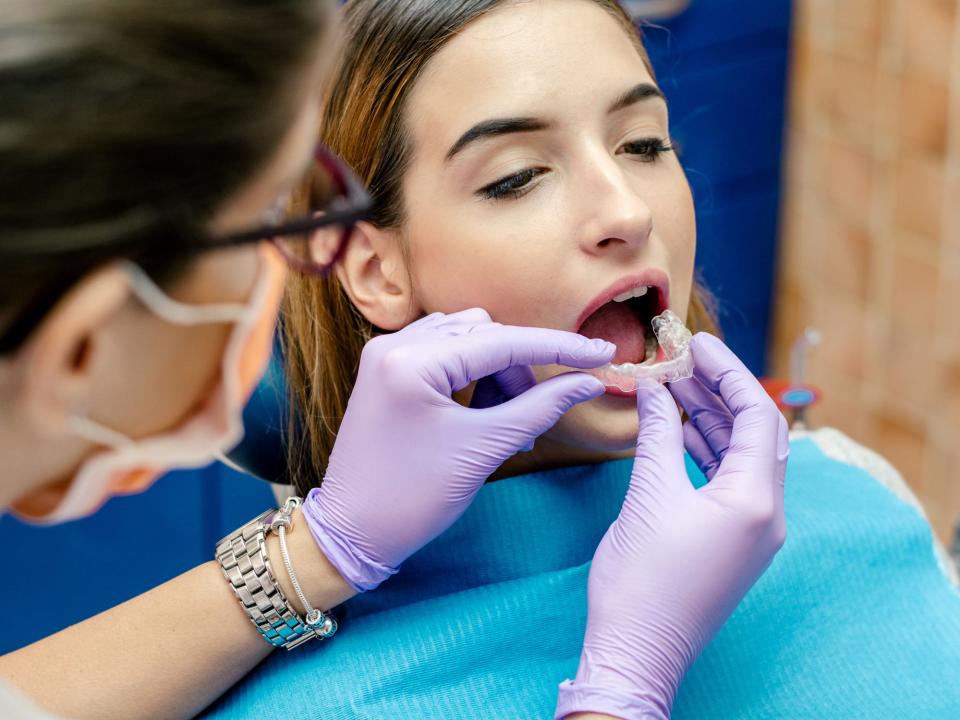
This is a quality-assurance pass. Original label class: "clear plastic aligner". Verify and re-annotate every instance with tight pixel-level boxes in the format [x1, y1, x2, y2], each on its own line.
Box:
[593, 309, 694, 391]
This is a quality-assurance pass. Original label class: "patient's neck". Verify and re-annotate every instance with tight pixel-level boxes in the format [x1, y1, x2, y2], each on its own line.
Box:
[490, 438, 633, 481]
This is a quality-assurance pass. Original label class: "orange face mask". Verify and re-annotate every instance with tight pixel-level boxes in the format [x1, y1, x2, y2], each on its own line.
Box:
[11, 246, 287, 524]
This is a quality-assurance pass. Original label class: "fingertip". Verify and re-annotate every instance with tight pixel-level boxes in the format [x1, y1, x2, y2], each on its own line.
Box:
[579, 337, 616, 364]
[581, 375, 606, 399]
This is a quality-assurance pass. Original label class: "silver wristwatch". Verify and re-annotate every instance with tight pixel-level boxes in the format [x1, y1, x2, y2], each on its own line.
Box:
[215, 504, 337, 650]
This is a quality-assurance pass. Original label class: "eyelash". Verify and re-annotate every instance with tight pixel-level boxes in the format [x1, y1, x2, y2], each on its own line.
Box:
[477, 137, 674, 201]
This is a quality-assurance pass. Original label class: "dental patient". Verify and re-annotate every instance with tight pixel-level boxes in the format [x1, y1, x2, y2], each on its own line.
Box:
[284, 0, 717, 487]
[203, 1, 960, 718]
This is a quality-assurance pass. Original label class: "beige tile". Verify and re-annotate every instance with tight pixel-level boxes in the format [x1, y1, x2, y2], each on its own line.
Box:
[834, 0, 887, 60]
[868, 404, 929, 493]
[892, 156, 945, 241]
[818, 137, 876, 221]
[880, 323, 937, 423]
[937, 265, 960, 357]
[794, 0, 836, 49]
[808, 385, 870, 440]
[901, 0, 956, 80]
[923, 443, 960, 545]
[811, 53, 879, 149]
[806, 294, 867, 383]
[818, 211, 874, 302]
[889, 249, 941, 344]
[941, 177, 960, 273]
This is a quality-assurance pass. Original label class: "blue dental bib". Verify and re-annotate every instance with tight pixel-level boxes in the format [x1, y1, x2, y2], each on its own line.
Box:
[204, 434, 960, 719]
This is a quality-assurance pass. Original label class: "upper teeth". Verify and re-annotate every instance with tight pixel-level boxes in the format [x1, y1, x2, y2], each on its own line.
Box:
[613, 286, 650, 303]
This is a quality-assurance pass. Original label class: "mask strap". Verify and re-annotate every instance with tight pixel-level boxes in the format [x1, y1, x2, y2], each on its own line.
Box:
[121, 261, 251, 326]
[68, 412, 136, 451]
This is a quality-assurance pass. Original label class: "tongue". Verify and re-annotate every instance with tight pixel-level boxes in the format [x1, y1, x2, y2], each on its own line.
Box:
[578, 302, 647, 363]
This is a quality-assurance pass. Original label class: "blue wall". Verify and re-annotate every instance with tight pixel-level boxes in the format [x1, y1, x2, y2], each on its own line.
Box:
[643, 0, 792, 373]
[0, 0, 792, 654]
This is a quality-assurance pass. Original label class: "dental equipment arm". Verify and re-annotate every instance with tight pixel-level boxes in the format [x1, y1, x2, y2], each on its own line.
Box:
[1, 309, 614, 720]
[557, 333, 789, 720]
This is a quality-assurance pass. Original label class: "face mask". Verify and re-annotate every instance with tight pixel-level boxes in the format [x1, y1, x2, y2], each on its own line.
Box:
[11, 246, 286, 524]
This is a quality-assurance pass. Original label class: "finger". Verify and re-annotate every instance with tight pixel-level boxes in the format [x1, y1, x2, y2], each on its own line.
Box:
[630, 383, 689, 497]
[683, 420, 721, 480]
[440, 326, 615, 390]
[469, 365, 537, 410]
[432, 307, 493, 329]
[669, 375, 733, 458]
[406, 311, 447, 330]
[483, 372, 605, 449]
[690, 333, 782, 491]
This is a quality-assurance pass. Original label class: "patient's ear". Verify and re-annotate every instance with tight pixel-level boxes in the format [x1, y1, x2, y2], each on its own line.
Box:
[334, 221, 421, 330]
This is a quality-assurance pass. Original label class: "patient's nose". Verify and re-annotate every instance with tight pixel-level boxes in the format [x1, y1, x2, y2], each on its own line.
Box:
[575, 158, 653, 257]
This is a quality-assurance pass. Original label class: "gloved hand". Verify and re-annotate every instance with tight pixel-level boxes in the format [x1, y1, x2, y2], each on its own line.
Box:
[556, 333, 789, 720]
[302, 308, 615, 592]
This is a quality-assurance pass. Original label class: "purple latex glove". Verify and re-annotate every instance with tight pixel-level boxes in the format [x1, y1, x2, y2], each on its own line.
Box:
[302, 308, 615, 592]
[556, 333, 789, 720]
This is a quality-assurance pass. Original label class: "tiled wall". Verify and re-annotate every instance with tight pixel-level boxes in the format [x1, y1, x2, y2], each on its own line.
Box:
[774, 0, 960, 543]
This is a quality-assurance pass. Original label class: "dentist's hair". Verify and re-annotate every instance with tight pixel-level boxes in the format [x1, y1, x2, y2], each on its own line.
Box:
[0, 0, 331, 352]
[283, 0, 718, 492]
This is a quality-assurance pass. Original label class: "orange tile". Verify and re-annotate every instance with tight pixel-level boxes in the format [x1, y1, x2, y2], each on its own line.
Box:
[935, 351, 960, 432]
[937, 266, 960, 356]
[892, 156, 945, 242]
[895, 73, 950, 160]
[901, 0, 956, 80]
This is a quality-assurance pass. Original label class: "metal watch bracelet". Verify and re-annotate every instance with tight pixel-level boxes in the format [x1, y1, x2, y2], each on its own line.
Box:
[215, 499, 338, 650]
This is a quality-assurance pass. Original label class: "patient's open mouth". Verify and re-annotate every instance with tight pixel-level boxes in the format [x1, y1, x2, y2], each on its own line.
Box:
[576, 274, 670, 367]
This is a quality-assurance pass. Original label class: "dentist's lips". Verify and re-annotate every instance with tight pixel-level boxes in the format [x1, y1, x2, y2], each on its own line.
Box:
[575, 271, 671, 365]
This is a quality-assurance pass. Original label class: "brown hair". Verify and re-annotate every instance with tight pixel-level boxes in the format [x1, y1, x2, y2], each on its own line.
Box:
[0, 0, 330, 350]
[284, 0, 718, 493]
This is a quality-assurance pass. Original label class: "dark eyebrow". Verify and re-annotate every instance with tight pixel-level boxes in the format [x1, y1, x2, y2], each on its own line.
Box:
[445, 117, 547, 162]
[608, 82, 666, 114]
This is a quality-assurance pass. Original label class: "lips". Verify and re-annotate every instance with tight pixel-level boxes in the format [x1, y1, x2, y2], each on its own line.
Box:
[576, 271, 670, 364]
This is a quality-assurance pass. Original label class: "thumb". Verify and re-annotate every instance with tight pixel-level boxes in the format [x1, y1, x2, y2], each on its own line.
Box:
[631, 382, 689, 497]
[483, 372, 604, 450]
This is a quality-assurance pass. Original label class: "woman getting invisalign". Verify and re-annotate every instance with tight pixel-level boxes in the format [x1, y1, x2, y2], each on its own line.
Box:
[0, 1, 786, 719]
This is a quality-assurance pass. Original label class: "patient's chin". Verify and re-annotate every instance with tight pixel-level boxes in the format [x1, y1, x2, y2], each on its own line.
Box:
[545, 394, 640, 455]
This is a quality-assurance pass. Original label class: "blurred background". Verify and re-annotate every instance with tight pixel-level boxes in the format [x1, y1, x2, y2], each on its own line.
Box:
[772, 0, 960, 547]
[2, 0, 957, 653]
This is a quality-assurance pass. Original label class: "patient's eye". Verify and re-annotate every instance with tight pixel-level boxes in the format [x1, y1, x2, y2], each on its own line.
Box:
[478, 167, 547, 201]
[620, 137, 674, 163]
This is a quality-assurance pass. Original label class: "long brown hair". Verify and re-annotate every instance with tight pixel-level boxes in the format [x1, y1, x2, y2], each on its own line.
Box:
[284, 0, 718, 493]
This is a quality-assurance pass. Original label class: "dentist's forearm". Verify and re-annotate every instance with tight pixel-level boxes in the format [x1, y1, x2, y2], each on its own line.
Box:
[0, 511, 355, 720]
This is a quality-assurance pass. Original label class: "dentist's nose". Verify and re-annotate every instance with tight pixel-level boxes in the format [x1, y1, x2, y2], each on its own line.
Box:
[575, 155, 653, 256]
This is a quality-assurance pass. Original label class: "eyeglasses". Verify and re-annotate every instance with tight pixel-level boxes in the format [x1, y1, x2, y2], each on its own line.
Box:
[215, 147, 373, 275]
[0, 147, 373, 353]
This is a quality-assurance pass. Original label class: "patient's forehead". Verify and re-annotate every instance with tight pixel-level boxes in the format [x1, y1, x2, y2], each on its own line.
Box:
[405, 0, 655, 163]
